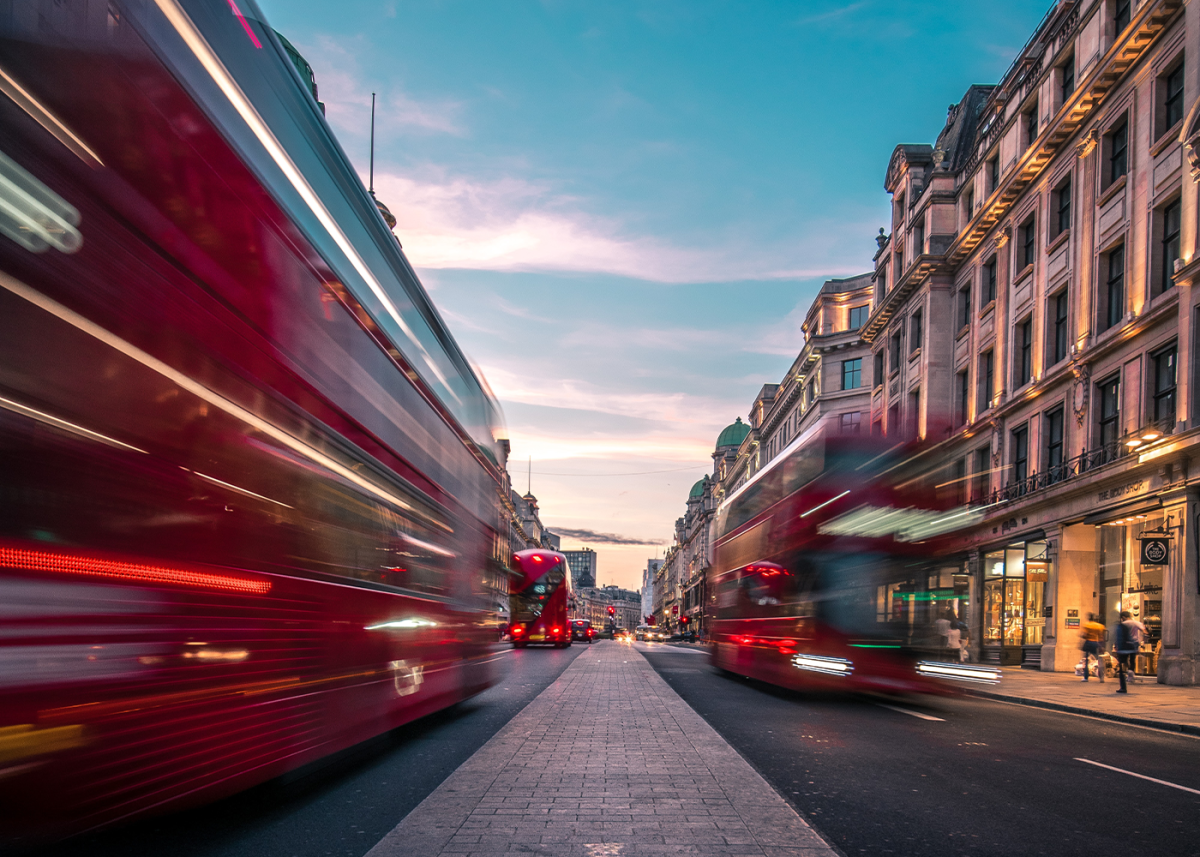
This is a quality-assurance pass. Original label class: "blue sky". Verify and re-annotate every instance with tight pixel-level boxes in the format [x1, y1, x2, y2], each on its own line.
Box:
[257, 0, 1054, 589]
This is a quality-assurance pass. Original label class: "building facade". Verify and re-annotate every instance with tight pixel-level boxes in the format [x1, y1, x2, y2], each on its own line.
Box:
[866, 0, 1200, 683]
[563, 547, 597, 589]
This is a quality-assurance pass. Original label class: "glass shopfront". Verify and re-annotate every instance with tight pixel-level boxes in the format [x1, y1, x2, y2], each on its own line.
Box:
[1097, 513, 1166, 673]
[982, 539, 1050, 665]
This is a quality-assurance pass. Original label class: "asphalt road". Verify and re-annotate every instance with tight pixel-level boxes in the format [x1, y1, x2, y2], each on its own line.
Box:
[32, 642, 587, 857]
[638, 642, 1200, 857]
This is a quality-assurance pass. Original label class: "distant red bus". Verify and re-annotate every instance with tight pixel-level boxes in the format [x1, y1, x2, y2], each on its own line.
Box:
[509, 550, 573, 648]
[710, 432, 998, 694]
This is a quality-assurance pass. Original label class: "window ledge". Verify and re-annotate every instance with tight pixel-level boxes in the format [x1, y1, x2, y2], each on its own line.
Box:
[1098, 174, 1128, 207]
[978, 299, 996, 320]
[1013, 264, 1034, 285]
[908, 346, 922, 362]
[1047, 229, 1070, 253]
[956, 325, 971, 341]
[1151, 121, 1183, 158]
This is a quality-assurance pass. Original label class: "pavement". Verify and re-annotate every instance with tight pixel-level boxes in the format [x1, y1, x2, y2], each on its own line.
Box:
[365, 641, 837, 857]
[968, 664, 1200, 735]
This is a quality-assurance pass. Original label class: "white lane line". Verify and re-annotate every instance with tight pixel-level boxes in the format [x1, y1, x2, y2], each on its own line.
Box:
[875, 703, 945, 721]
[1075, 758, 1200, 795]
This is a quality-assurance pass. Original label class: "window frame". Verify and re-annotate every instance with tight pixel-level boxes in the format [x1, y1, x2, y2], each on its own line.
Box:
[1051, 290, 1069, 365]
[910, 309, 923, 353]
[1014, 316, 1033, 388]
[848, 304, 868, 331]
[957, 369, 970, 427]
[1152, 344, 1177, 428]
[1045, 406, 1065, 477]
[1059, 51, 1075, 107]
[978, 349, 994, 413]
[958, 282, 973, 330]
[987, 155, 1000, 195]
[1103, 243, 1126, 331]
[841, 357, 863, 391]
[982, 256, 997, 305]
[1105, 116, 1129, 187]
[1114, 0, 1131, 36]
[1019, 214, 1037, 270]
[873, 351, 885, 389]
[1011, 423, 1030, 486]
[1156, 196, 1182, 297]
[1159, 57, 1186, 137]
[1052, 175, 1072, 239]
[1024, 100, 1039, 149]
[1097, 374, 1121, 449]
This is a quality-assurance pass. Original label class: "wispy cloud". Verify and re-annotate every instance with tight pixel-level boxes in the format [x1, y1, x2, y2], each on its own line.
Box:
[794, 1, 872, 27]
[551, 528, 665, 546]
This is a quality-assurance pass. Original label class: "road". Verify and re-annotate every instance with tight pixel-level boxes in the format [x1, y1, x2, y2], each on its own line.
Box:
[33, 643, 587, 857]
[637, 642, 1200, 857]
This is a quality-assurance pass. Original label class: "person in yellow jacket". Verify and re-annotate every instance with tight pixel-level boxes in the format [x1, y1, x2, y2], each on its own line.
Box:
[1080, 614, 1106, 682]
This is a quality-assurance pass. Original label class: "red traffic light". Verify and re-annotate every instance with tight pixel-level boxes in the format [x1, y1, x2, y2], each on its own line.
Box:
[607, 605, 616, 615]
[680, 616, 690, 625]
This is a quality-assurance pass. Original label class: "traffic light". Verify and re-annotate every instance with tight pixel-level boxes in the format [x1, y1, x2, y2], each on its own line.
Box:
[680, 616, 690, 626]
[607, 605, 616, 616]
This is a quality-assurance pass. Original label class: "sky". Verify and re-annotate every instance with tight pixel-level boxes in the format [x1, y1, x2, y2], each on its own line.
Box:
[256, 0, 1055, 591]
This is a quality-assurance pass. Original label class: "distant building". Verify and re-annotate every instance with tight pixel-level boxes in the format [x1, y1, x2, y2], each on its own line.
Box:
[642, 559, 662, 624]
[562, 547, 597, 589]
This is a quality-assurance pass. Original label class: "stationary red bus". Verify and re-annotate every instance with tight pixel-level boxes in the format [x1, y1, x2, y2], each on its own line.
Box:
[0, 1, 504, 844]
[710, 431, 999, 694]
[509, 549, 573, 648]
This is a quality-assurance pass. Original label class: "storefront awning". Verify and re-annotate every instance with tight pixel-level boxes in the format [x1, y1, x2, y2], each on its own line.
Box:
[1083, 497, 1162, 526]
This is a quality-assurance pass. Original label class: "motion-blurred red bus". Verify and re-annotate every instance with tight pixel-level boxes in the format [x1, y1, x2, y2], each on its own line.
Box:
[710, 432, 999, 694]
[509, 549, 573, 648]
[0, 1, 504, 844]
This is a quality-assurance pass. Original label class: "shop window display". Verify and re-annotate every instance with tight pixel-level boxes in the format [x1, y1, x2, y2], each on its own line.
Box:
[983, 541, 1050, 650]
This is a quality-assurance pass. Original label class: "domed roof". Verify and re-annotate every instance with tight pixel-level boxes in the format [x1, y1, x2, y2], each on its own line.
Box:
[688, 477, 708, 499]
[715, 417, 750, 449]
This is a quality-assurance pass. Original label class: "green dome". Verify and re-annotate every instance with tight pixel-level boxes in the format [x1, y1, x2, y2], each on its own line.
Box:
[715, 417, 750, 449]
[688, 477, 708, 499]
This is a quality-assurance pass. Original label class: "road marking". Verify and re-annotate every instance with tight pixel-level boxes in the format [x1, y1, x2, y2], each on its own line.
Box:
[875, 703, 945, 721]
[1075, 758, 1200, 795]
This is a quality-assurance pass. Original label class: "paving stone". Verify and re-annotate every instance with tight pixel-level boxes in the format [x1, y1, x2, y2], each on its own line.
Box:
[365, 642, 836, 857]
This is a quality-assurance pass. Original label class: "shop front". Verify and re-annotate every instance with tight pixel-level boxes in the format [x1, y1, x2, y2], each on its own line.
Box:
[1093, 509, 1171, 677]
[981, 537, 1050, 667]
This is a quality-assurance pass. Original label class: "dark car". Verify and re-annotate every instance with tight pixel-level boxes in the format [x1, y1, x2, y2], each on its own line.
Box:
[571, 619, 596, 643]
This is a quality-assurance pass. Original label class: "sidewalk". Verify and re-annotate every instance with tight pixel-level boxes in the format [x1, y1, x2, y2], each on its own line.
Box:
[970, 666, 1200, 735]
[366, 641, 836, 857]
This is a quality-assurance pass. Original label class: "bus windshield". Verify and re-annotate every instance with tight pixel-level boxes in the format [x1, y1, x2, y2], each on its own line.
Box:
[512, 566, 566, 622]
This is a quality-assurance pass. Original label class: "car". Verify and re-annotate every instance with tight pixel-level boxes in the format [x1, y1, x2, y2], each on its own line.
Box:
[570, 619, 596, 643]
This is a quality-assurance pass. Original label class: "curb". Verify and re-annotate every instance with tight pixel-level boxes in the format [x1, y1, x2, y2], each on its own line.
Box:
[967, 688, 1200, 737]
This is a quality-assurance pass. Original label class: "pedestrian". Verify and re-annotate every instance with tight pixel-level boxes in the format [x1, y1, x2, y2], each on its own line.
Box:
[935, 610, 953, 648]
[1080, 613, 1106, 682]
[955, 618, 970, 662]
[1114, 611, 1141, 693]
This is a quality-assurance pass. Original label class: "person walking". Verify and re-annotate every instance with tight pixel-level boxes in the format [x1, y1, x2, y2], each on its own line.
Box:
[1080, 613, 1106, 682]
[1114, 611, 1142, 692]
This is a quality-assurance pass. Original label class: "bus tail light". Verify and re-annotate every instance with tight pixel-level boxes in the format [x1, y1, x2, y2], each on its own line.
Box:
[511, 626, 523, 636]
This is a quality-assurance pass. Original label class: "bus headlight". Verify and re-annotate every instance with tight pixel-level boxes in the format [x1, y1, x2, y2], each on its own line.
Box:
[792, 654, 854, 676]
[917, 661, 1001, 684]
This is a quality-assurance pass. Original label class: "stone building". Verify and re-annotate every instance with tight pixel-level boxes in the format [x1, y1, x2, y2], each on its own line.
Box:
[642, 559, 662, 625]
[866, 0, 1200, 682]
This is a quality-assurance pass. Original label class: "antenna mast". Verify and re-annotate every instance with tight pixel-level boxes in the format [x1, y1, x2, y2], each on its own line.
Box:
[527, 456, 531, 495]
[369, 92, 376, 195]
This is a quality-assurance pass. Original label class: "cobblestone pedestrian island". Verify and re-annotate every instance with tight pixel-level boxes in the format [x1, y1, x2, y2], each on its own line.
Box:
[367, 642, 835, 856]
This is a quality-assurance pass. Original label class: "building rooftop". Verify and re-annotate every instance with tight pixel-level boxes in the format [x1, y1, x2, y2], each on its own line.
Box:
[716, 417, 750, 449]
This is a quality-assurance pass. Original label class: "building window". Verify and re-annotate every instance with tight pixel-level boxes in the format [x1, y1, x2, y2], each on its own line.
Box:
[1153, 345, 1177, 428]
[952, 457, 967, 505]
[1103, 244, 1125, 331]
[842, 358, 862, 390]
[1019, 214, 1036, 270]
[982, 257, 997, 304]
[957, 370, 970, 427]
[958, 283, 972, 330]
[978, 349, 994, 412]
[907, 390, 920, 438]
[1053, 176, 1071, 238]
[1045, 407, 1065, 479]
[913, 219, 925, 257]
[874, 351, 884, 388]
[1024, 101, 1039, 149]
[1015, 317, 1033, 387]
[965, 187, 975, 220]
[987, 156, 999, 194]
[887, 403, 900, 437]
[973, 447, 991, 503]
[1060, 52, 1075, 106]
[1098, 375, 1120, 449]
[1114, 0, 1131, 36]
[1052, 291, 1069, 365]
[895, 250, 904, 276]
[849, 304, 868, 330]
[910, 310, 923, 352]
[890, 330, 902, 372]
[1158, 198, 1182, 296]
[1011, 424, 1029, 486]
[895, 192, 905, 224]
[876, 265, 887, 300]
[1106, 118, 1128, 186]
[1162, 60, 1185, 134]
[840, 412, 862, 435]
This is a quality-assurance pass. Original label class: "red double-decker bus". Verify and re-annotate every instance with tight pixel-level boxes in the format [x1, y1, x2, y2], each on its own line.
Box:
[710, 431, 999, 695]
[509, 549, 573, 648]
[0, 1, 505, 843]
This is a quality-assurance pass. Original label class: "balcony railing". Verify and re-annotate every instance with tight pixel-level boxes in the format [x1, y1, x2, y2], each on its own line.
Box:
[970, 418, 1175, 508]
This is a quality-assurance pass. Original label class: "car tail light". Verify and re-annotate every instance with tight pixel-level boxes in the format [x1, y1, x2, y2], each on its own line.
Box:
[552, 626, 560, 635]
[512, 626, 523, 635]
